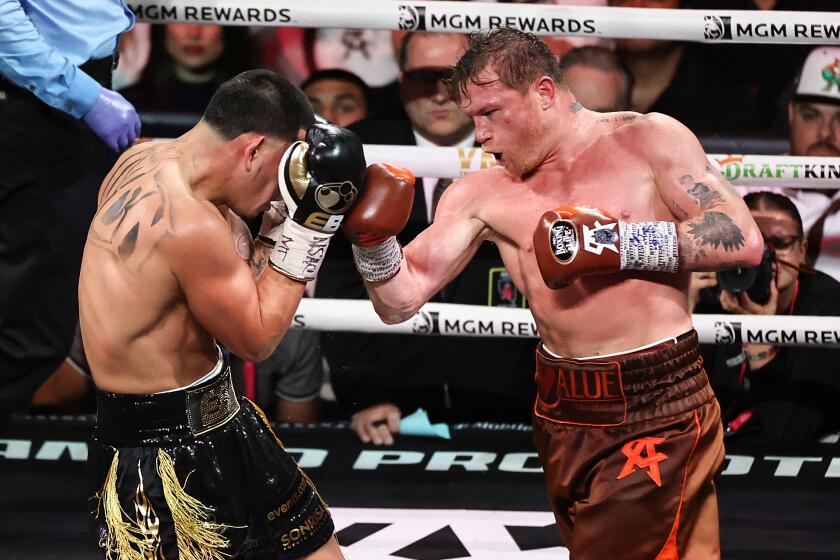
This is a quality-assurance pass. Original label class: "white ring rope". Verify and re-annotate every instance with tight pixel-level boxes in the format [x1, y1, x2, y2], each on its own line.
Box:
[295, 299, 840, 348]
[363, 146, 840, 190]
[130, 1, 840, 45]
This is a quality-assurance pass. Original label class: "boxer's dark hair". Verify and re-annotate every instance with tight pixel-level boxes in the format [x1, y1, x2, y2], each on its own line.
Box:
[204, 69, 315, 140]
[743, 191, 804, 237]
[446, 27, 566, 105]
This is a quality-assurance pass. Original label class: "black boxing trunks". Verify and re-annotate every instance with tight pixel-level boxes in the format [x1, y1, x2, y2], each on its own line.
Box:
[532, 330, 724, 560]
[89, 353, 334, 559]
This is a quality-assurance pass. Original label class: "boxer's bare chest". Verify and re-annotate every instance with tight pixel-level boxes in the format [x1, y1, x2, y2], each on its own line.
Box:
[486, 141, 662, 261]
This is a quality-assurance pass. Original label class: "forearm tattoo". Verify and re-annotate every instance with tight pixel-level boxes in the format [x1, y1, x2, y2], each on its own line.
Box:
[677, 172, 745, 261]
[685, 211, 746, 258]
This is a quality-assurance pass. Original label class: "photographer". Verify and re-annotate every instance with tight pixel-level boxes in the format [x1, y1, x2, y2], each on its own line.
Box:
[692, 192, 840, 451]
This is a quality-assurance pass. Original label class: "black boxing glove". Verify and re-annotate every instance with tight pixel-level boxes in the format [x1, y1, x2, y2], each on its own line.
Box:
[269, 123, 366, 282]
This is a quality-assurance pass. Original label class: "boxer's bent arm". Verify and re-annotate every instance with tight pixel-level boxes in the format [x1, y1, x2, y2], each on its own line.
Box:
[366, 210, 489, 324]
[644, 114, 764, 271]
[167, 211, 305, 362]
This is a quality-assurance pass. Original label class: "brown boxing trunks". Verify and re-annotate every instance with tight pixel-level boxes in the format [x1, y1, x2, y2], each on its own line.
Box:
[532, 330, 724, 560]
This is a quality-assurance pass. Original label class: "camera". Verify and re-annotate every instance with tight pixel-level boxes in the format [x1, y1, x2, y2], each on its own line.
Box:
[715, 245, 775, 305]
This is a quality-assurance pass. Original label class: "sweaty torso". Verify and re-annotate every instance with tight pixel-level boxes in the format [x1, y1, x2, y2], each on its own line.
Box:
[473, 116, 693, 356]
[79, 141, 219, 393]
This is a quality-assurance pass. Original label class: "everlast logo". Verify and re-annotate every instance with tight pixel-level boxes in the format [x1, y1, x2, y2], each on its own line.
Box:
[280, 504, 328, 550]
[267, 480, 307, 522]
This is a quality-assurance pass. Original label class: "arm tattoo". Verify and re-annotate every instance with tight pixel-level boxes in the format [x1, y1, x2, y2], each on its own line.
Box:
[705, 165, 741, 198]
[686, 211, 745, 252]
[249, 245, 271, 279]
[688, 181, 725, 210]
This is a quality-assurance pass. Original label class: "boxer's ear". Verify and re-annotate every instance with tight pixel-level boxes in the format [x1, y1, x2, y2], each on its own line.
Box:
[242, 134, 266, 172]
[534, 76, 556, 110]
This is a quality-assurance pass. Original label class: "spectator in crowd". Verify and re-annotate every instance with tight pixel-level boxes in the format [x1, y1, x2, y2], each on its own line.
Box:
[302, 68, 372, 127]
[691, 192, 840, 451]
[254, 328, 325, 423]
[267, 27, 403, 119]
[317, 32, 535, 445]
[0, 0, 138, 422]
[609, 0, 761, 135]
[736, 46, 840, 281]
[783, 47, 840, 280]
[121, 23, 257, 115]
[560, 46, 633, 112]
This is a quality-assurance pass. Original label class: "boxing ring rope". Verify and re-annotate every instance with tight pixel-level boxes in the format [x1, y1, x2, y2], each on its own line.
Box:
[361, 146, 840, 189]
[294, 299, 840, 348]
[130, 0, 840, 45]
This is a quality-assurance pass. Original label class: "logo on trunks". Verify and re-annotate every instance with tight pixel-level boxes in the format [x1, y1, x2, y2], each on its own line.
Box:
[267, 480, 307, 522]
[279, 503, 329, 550]
[550, 220, 578, 263]
[398, 5, 426, 31]
[704, 15, 732, 41]
[582, 221, 619, 255]
[617, 437, 668, 487]
[714, 320, 742, 344]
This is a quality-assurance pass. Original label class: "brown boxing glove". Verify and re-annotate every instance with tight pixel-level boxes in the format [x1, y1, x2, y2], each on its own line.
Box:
[343, 163, 415, 282]
[533, 205, 680, 289]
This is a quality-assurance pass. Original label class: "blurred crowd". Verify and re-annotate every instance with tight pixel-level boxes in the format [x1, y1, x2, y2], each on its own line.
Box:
[5, 0, 840, 453]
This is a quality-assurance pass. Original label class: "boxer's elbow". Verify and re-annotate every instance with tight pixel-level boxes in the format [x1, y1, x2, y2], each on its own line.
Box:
[371, 293, 422, 325]
[742, 226, 765, 267]
[228, 333, 281, 363]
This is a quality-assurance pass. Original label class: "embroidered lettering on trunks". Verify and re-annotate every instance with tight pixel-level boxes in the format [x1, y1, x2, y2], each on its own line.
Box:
[535, 358, 627, 426]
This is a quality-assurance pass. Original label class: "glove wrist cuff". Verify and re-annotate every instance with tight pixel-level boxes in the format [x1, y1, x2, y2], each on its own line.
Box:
[352, 236, 402, 283]
[269, 220, 332, 282]
[619, 221, 680, 273]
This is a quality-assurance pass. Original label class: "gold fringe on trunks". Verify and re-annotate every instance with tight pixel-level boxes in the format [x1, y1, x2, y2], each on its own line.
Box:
[157, 449, 231, 560]
[95, 449, 232, 560]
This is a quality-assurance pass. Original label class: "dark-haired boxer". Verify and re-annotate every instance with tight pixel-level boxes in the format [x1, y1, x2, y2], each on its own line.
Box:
[79, 69, 408, 560]
[341, 28, 764, 560]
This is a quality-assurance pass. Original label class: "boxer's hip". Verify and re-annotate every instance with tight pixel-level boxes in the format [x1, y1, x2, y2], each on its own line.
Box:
[534, 329, 712, 427]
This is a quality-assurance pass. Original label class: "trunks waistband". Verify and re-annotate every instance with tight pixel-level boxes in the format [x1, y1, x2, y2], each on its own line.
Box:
[95, 356, 240, 444]
[534, 330, 711, 426]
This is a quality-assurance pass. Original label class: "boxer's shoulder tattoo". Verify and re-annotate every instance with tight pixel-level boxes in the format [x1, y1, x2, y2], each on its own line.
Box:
[570, 101, 583, 113]
[89, 147, 176, 273]
[101, 151, 147, 201]
[685, 211, 745, 254]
